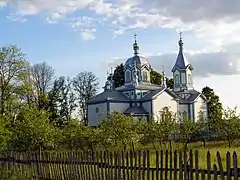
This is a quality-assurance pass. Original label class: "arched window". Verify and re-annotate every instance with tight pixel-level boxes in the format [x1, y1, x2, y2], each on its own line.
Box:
[143, 71, 148, 82]
[188, 74, 192, 84]
[175, 74, 179, 85]
[125, 71, 131, 82]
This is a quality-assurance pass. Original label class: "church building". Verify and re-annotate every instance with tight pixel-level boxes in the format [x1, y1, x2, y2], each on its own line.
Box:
[87, 34, 208, 126]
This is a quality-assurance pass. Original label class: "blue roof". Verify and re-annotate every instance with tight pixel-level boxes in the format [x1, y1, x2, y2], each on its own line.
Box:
[124, 106, 148, 115]
[171, 39, 193, 72]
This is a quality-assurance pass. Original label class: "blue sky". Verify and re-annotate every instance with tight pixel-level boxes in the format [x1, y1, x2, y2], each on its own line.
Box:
[0, 0, 240, 109]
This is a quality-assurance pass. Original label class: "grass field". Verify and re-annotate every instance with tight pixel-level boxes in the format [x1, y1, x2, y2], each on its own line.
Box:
[135, 141, 240, 170]
[1, 141, 240, 179]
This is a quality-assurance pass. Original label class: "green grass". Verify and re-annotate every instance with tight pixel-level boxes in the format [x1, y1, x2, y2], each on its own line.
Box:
[1, 141, 240, 179]
[133, 141, 240, 170]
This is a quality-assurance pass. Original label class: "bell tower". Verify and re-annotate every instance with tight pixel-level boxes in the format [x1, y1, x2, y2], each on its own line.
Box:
[172, 32, 194, 92]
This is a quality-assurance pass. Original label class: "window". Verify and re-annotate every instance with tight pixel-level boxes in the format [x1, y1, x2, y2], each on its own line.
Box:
[188, 74, 192, 84]
[96, 107, 99, 113]
[125, 71, 131, 82]
[143, 71, 148, 82]
[175, 74, 179, 85]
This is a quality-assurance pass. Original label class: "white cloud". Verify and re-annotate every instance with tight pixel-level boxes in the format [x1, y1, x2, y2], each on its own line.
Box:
[80, 29, 96, 41]
[101, 47, 240, 78]
[1, 0, 240, 46]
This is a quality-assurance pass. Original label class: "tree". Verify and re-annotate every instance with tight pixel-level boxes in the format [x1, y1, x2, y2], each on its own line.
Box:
[98, 112, 137, 151]
[73, 72, 99, 124]
[177, 116, 196, 150]
[0, 115, 12, 150]
[112, 63, 124, 88]
[158, 107, 177, 149]
[202, 86, 223, 130]
[150, 69, 173, 88]
[48, 76, 76, 126]
[0, 45, 29, 116]
[195, 111, 208, 148]
[30, 62, 54, 110]
[150, 70, 162, 85]
[10, 106, 56, 151]
[60, 119, 96, 151]
[217, 107, 240, 148]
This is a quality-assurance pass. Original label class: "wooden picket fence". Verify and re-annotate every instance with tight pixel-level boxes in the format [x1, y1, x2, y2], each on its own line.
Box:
[0, 150, 239, 180]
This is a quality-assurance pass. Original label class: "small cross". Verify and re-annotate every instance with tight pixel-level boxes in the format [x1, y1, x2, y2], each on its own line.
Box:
[110, 67, 113, 74]
[134, 33, 137, 42]
[179, 31, 182, 39]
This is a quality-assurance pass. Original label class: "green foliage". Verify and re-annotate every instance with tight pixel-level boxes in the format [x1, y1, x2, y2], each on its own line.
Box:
[0, 116, 12, 150]
[158, 107, 177, 143]
[150, 70, 162, 85]
[0, 45, 29, 116]
[217, 107, 240, 147]
[73, 71, 99, 124]
[177, 116, 195, 146]
[150, 69, 173, 88]
[98, 112, 137, 150]
[112, 63, 124, 88]
[202, 86, 223, 129]
[60, 119, 97, 152]
[10, 106, 56, 151]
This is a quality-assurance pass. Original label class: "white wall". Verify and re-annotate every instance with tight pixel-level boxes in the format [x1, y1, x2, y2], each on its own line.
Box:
[194, 96, 208, 121]
[109, 102, 129, 113]
[88, 103, 107, 126]
[152, 91, 178, 120]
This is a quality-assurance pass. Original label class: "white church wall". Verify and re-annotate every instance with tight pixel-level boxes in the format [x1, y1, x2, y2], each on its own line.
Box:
[109, 102, 129, 113]
[194, 96, 208, 121]
[152, 91, 178, 120]
[88, 103, 107, 126]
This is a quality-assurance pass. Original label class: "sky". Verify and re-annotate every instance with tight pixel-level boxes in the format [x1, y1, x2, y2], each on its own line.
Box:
[0, 0, 240, 109]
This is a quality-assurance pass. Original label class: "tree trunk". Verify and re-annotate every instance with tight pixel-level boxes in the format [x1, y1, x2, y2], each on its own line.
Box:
[152, 142, 157, 150]
[228, 137, 231, 148]
[131, 141, 135, 153]
[184, 142, 188, 153]
[169, 140, 172, 150]
[203, 139, 206, 148]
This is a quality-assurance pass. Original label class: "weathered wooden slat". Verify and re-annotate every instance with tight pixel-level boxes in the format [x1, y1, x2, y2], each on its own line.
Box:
[122, 151, 126, 180]
[226, 151, 231, 180]
[142, 151, 146, 180]
[195, 150, 199, 180]
[130, 151, 133, 180]
[233, 152, 238, 180]
[216, 151, 224, 180]
[213, 164, 218, 180]
[147, 150, 150, 180]
[156, 151, 159, 180]
[165, 150, 168, 180]
[109, 151, 113, 180]
[134, 151, 137, 180]
[160, 150, 163, 180]
[207, 151, 211, 180]
[138, 150, 141, 180]
[126, 151, 130, 180]
[189, 150, 193, 180]
[183, 150, 188, 180]
[169, 150, 172, 180]
[173, 150, 177, 180]
[179, 151, 183, 180]
[103, 151, 107, 180]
